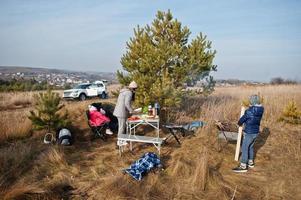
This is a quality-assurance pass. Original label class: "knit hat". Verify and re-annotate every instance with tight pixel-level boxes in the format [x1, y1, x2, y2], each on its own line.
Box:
[249, 95, 260, 106]
[129, 81, 138, 89]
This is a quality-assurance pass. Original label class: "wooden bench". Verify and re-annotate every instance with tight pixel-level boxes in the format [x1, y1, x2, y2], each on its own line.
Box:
[118, 134, 164, 155]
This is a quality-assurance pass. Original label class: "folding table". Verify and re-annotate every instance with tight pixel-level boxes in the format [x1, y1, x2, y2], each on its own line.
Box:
[118, 116, 164, 155]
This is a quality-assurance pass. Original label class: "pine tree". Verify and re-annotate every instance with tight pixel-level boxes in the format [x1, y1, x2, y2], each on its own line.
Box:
[118, 10, 217, 107]
[28, 89, 69, 133]
[279, 100, 301, 124]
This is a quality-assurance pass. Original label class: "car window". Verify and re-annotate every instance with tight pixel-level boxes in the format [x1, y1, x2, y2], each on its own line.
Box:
[74, 84, 91, 89]
[97, 83, 104, 87]
[89, 84, 97, 89]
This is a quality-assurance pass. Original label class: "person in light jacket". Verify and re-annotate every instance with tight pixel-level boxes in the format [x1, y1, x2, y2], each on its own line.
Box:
[113, 81, 138, 136]
[232, 95, 264, 173]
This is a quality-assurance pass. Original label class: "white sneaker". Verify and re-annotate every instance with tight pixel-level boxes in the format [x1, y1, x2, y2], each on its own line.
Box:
[105, 129, 113, 135]
[232, 163, 248, 173]
[248, 160, 255, 168]
[100, 108, 106, 115]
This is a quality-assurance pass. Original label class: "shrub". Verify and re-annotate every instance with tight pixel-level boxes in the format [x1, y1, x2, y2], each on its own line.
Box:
[0, 79, 62, 92]
[28, 89, 70, 133]
[279, 100, 301, 124]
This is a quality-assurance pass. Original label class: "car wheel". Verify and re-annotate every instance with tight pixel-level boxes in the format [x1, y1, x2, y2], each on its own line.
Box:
[79, 93, 86, 101]
[100, 92, 107, 99]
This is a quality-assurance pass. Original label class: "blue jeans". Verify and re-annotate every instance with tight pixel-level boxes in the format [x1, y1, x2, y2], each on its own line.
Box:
[241, 133, 257, 164]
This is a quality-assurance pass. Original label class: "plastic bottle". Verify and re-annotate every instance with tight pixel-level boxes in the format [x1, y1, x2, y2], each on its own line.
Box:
[148, 105, 153, 116]
[154, 102, 160, 116]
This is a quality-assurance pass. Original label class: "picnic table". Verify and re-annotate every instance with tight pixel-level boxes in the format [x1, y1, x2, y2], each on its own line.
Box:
[127, 115, 160, 137]
[118, 115, 164, 155]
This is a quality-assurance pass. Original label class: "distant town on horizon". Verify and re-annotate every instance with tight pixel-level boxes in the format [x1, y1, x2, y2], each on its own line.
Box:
[1, 65, 296, 88]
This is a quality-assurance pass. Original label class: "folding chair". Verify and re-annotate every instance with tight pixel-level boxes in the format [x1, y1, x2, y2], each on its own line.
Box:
[163, 121, 205, 145]
[215, 120, 238, 142]
[86, 110, 108, 141]
[91, 102, 118, 132]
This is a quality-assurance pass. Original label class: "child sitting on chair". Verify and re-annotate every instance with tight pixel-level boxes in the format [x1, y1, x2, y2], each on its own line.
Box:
[89, 105, 113, 135]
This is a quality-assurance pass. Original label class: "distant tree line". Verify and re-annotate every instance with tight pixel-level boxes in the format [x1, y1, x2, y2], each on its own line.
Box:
[270, 77, 298, 85]
[0, 79, 70, 92]
[216, 79, 249, 85]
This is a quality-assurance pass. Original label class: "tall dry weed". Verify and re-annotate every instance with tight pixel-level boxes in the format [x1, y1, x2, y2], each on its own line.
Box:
[0, 84, 300, 199]
[0, 142, 33, 187]
[192, 147, 208, 191]
[0, 91, 35, 111]
[0, 110, 32, 142]
[2, 147, 78, 200]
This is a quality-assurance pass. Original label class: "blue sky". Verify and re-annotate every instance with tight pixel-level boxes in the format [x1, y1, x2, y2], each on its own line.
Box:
[0, 0, 300, 81]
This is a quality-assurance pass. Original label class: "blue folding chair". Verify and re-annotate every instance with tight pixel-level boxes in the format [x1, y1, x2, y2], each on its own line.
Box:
[163, 121, 205, 145]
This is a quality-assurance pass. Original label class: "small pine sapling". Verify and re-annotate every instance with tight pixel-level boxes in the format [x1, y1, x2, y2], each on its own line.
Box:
[28, 89, 70, 133]
[279, 100, 301, 124]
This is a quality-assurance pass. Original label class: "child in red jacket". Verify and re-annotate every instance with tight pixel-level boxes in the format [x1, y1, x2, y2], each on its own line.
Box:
[89, 105, 113, 135]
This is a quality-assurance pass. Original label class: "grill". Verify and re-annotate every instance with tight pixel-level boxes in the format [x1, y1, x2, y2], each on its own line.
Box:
[64, 92, 72, 97]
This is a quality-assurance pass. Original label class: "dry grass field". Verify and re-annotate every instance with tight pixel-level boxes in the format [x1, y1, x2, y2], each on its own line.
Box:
[0, 84, 300, 199]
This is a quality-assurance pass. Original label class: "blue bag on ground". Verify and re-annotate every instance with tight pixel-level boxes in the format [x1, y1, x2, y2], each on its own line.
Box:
[124, 152, 162, 181]
[182, 121, 205, 132]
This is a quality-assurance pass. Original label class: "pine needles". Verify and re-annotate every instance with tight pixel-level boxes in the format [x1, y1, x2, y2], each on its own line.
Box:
[279, 100, 301, 124]
[28, 89, 70, 133]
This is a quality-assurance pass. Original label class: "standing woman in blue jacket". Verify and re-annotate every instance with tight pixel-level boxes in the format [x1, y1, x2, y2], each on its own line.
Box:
[233, 95, 264, 173]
